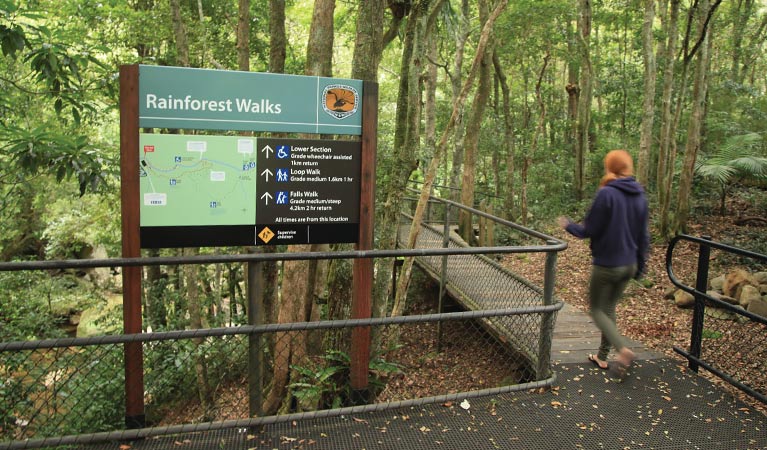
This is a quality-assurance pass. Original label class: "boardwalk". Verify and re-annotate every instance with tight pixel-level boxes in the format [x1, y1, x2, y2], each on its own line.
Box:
[75, 223, 767, 450]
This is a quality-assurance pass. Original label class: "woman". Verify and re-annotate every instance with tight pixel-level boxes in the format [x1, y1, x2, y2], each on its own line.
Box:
[558, 149, 649, 375]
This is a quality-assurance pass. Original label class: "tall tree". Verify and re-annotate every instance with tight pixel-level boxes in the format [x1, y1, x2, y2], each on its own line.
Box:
[656, 0, 681, 236]
[674, 0, 716, 233]
[237, 0, 250, 71]
[458, 0, 493, 242]
[392, 0, 508, 317]
[448, 0, 472, 203]
[573, 0, 592, 201]
[637, 0, 656, 186]
[659, 0, 721, 237]
[493, 51, 516, 220]
[263, 0, 335, 415]
[269, 0, 286, 73]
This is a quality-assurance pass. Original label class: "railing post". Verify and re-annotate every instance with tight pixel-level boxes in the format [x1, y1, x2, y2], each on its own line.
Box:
[437, 203, 452, 352]
[537, 240, 558, 379]
[689, 235, 711, 373]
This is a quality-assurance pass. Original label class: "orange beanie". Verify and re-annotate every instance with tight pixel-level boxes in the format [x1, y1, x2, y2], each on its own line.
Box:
[599, 149, 634, 187]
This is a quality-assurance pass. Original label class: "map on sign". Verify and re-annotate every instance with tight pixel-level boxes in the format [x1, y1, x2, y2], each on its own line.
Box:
[139, 134, 257, 227]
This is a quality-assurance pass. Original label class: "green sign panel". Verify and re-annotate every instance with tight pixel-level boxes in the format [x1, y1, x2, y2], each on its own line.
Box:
[138, 65, 363, 135]
[139, 134, 257, 227]
[139, 134, 361, 248]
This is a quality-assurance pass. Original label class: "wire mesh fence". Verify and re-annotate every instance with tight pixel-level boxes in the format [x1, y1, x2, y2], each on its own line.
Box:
[0, 306, 561, 449]
[0, 196, 566, 449]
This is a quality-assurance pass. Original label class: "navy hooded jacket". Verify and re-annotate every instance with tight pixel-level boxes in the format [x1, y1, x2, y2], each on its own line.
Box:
[565, 177, 650, 276]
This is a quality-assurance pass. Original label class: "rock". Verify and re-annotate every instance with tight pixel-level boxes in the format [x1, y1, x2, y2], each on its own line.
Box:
[83, 245, 113, 288]
[739, 285, 762, 308]
[723, 269, 756, 300]
[759, 284, 767, 295]
[710, 275, 725, 291]
[663, 286, 676, 300]
[706, 290, 738, 305]
[747, 296, 767, 319]
[674, 289, 695, 308]
[753, 272, 767, 284]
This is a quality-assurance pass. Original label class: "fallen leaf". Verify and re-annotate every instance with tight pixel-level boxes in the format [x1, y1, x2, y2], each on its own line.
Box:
[460, 399, 471, 410]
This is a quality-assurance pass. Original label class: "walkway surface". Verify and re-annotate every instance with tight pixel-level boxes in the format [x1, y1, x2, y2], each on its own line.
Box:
[78, 224, 767, 449]
[89, 303, 767, 450]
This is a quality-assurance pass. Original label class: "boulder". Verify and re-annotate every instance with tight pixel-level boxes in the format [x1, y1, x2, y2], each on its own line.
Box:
[706, 290, 738, 305]
[674, 290, 695, 308]
[663, 285, 676, 300]
[709, 274, 725, 291]
[753, 272, 767, 284]
[723, 269, 756, 300]
[747, 296, 767, 319]
[739, 285, 762, 308]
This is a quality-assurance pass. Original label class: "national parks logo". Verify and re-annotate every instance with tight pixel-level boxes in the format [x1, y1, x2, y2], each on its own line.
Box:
[322, 84, 359, 120]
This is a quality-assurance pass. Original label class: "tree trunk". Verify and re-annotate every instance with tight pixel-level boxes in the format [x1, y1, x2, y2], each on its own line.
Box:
[448, 0, 471, 204]
[236, 0, 250, 71]
[169, 0, 189, 67]
[659, 0, 721, 237]
[391, 0, 508, 318]
[424, 32, 438, 172]
[378, 1, 433, 319]
[263, 0, 335, 414]
[637, 0, 656, 187]
[566, 19, 579, 176]
[351, 0, 385, 81]
[459, 0, 493, 243]
[262, 251, 316, 414]
[183, 248, 213, 419]
[674, 0, 714, 233]
[493, 52, 515, 220]
[574, 0, 592, 201]
[656, 0, 680, 237]
[269, 0, 286, 73]
[730, 0, 753, 83]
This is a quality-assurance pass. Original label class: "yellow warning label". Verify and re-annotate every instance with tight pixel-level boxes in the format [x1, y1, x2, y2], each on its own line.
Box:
[258, 227, 275, 243]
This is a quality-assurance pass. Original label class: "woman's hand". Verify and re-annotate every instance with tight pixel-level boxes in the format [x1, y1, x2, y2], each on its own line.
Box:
[557, 216, 570, 229]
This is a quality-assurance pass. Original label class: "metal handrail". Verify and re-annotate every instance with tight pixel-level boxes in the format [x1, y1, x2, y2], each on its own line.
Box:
[666, 234, 767, 405]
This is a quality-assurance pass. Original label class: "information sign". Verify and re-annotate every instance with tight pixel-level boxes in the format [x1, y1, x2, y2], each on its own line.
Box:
[139, 65, 363, 135]
[138, 134, 360, 247]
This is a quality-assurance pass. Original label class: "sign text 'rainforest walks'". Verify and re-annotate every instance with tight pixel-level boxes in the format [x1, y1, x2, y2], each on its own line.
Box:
[138, 65, 363, 135]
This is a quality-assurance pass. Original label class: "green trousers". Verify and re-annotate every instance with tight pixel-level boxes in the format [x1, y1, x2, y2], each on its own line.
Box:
[589, 264, 637, 361]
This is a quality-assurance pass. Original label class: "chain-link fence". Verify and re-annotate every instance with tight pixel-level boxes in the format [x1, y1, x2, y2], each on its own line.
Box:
[0, 196, 566, 449]
[667, 234, 767, 405]
[0, 306, 561, 449]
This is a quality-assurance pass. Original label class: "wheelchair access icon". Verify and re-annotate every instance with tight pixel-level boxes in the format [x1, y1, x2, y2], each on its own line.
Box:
[276, 145, 291, 159]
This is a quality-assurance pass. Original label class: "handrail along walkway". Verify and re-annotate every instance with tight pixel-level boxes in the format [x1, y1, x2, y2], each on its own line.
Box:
[0, 195, 566, 449]
[666, 234, 767, 405]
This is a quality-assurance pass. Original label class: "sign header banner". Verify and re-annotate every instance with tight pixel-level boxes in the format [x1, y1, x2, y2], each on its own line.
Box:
[138, 65, 363, 135]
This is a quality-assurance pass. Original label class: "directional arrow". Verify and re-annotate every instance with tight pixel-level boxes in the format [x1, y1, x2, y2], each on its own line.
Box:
[261, 145, 274, 159]
[260, 192, 273, 205]
[261, 168, 273, 182]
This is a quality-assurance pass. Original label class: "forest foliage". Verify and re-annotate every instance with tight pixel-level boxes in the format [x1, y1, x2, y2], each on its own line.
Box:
[1, 0, 766, 426]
